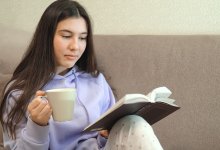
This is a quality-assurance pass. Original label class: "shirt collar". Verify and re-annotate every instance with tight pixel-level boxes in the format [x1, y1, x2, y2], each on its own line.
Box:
[53, 66, 78, 80]
[52, 65, 92, 80]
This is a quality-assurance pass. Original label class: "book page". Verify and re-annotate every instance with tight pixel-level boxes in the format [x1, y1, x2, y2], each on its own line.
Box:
[146, 87, 172, 101]
[156, 98, 178, 106]
[124, 94, 154, 104]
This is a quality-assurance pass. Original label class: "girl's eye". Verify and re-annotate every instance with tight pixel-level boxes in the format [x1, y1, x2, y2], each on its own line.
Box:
[79, 37, 87, 40]
[62, 35, 71, 39]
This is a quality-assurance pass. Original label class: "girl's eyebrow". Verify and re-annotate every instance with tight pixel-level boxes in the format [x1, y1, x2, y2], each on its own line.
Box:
[58, 29, 87, 35]
[58, 29, 72, 34]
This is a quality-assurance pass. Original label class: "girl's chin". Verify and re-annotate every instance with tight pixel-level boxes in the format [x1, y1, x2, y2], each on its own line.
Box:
[56, 63, 75, 71]
[65, 63, 76, 69]
[57, 60, 77, 68]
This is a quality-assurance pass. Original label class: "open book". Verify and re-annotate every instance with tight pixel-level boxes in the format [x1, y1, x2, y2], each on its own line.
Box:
[84, 87, 180, 132]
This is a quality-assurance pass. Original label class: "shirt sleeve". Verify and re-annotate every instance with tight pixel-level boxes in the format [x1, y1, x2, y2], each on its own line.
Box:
[100, 73, 116, 114]
[97, 73, 116, 148]
[2, 90, 50, 150]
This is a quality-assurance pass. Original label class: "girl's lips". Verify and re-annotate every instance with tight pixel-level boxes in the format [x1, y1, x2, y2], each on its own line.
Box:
[64, 55, 78, 60]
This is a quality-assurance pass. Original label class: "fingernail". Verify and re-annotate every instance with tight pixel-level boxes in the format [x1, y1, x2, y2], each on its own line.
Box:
[40, 96, 48, 103]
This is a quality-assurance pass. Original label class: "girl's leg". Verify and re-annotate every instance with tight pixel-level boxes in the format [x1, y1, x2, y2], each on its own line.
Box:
[104, 115, 163, 150]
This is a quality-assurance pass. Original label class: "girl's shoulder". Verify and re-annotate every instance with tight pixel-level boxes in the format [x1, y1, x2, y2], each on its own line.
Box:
[3, 80, 23, 102]
[79, 71, 106, 83]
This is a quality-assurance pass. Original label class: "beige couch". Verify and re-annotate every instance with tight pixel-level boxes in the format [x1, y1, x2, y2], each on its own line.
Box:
[1, 26, 220, 149]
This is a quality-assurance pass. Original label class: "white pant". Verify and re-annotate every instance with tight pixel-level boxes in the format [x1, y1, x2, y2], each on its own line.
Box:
[104, 115, 163, 150]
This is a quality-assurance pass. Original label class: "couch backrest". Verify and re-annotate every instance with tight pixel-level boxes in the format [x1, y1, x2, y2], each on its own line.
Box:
[94, 35, 220, 150]
[0, 26, 31, 150]
[1, 26, 220, 149]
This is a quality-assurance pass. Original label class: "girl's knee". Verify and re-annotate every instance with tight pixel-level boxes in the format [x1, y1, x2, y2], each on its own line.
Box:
[116, 115, 151, 127]
[106, 115, 163, 150]
[111, 115, 154, 134]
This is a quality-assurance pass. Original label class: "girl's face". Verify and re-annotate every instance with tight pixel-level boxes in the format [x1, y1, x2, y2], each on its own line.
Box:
[53, 17, 87, 75]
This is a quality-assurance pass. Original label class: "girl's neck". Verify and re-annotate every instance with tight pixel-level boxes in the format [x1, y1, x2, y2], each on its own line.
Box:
[56, 66, 69, 76]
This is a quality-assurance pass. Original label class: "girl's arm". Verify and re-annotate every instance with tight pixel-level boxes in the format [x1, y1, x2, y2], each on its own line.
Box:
[3, 91, 51, 150]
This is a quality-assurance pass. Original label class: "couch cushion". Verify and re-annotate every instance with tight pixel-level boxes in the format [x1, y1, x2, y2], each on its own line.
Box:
[94, 35, 220, 150]
[0, 74, 12, 150]
[0, 25, 30, 74]
[0, 26, 30, 150]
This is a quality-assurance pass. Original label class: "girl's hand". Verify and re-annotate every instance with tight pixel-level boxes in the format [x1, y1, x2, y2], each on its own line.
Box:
[27, 91, 52, 126]
[99, 130, 109, 139]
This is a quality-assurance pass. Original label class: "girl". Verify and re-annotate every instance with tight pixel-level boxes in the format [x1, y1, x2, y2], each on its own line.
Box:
[0, 0, 163, 149]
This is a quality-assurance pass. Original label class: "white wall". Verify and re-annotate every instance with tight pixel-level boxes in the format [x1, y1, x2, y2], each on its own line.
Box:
[0, 0, 220, 35]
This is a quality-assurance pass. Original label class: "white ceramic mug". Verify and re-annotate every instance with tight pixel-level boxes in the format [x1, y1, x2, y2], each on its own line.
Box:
[45, 88, 76, 122]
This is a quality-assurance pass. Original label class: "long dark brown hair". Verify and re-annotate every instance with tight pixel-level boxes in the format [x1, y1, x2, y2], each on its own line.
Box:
[0, 0, 98, 139]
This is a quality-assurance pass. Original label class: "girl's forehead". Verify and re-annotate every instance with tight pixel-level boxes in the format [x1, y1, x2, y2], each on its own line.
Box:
[56, 17, 87, 34]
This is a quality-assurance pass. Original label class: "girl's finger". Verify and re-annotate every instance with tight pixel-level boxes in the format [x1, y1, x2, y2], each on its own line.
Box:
[31, 99, 48, 113]
[39, 105, 52, 117]
[28, 97, 41, 110]
[35, 90, 46, 98]
[100, 130, 109, 138]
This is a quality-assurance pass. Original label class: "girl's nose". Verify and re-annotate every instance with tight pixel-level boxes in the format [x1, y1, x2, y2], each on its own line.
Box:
[69, 38, 79, 50]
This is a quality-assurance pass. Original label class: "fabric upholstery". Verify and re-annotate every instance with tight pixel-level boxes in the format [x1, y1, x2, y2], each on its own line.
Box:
[94, 35, 220, 150]
[0, 26, 220, 149]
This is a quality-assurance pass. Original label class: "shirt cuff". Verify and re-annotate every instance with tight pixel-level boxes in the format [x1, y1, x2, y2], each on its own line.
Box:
[23, 117, 49, 144]
[97, 134, 107, 148]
